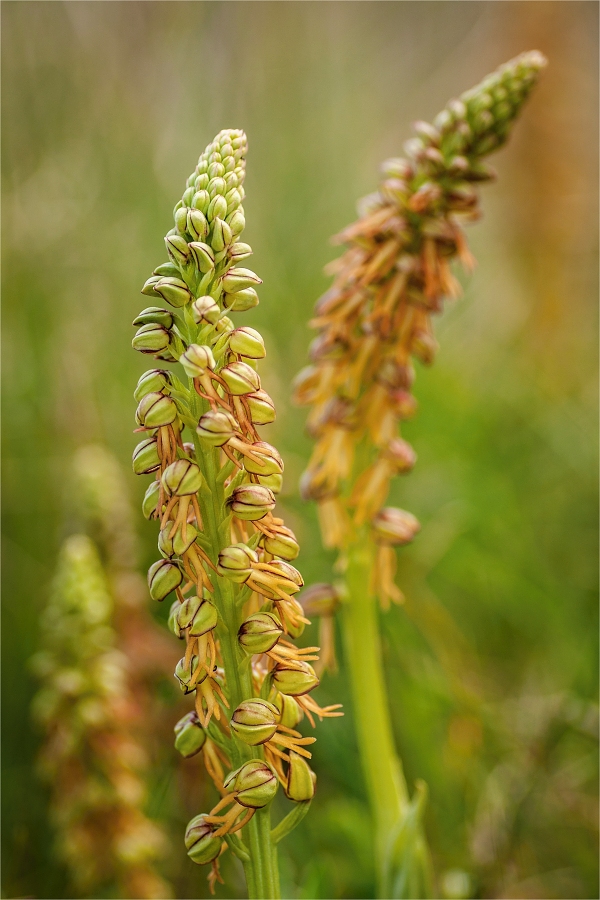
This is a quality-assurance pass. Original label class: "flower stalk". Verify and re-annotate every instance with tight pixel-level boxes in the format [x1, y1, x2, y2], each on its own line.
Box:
[132, 129, 341, 897]
[294, 52, 546, 897]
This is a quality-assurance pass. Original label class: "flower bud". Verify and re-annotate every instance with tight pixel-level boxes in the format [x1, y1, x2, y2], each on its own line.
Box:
[154, 277, 193, 309]
[192, 295, 220, 325]
[274, 693, 303, 729]
[158, 521, 197, 557]
[220, 361, 261, 396]
[142, 480, 161, 519]
[187, 208, 209, 241]
[238, 612, 283, 654]
[141, 275, 161, 296]
[269, 560, 303, 589]
[227, 484, 276, 521]
[285, 750, 316, 802]
[228, 326, 266, 359]
[162, 459, 203, 495]
[372, 507, 420, 545]
[188, 241, 215, 273]
[192, 189, 210, 214]
[230, 699, 279, 745]
[228, 242, 252, 263]
[207, 194, 228, 222]
[208, 176, 226, 197]
[132, 323, 171, 354]
[174, 711, 206, 758]
[223, 760, 278, 809]
[168, 599, 183, 638]
[246, 390, 276, 425]
[165, 234, 190, 266]
[147, 558, 182, 601]
[196, 409, 238, 446]
[154, 261, 181, 279]
[175, 654, 205, 693]
[297, 583, 341, 618]
[262, 526, 300, 561]
[272, 661, 319, 696]
[243, 442, 284, 476]
[174, 206, 189, 233]
[257, 472, 283, 494]
[210, 217, 232, 252]
[384, 438, 417, 473]
[184, 815, 222, 865]
[180, 344, 216, 378]
[134, 369, 171, 402]
[217, 544, 258, 583]
[221, 268, 262, 295]
[132, 437, 161, 475]
[228, 209, 245, 235]
[224, 287, 259, 312]
[133, 307, 174, 328]
[135, 392, 178, 428]
[188, 599, 218, 637]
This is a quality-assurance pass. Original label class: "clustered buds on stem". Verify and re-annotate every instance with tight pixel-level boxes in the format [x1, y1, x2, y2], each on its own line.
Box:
[294, 52, 546, 609]
[132, 129, 341, 891]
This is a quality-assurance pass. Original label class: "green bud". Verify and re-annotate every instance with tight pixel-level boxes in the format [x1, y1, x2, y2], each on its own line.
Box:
[195, 173, 209, 191]
[132, 437, 161, 475]
[187, 208, 209, 241]
[257, 472, 283, 494]
[182, 186, 195, 206]
[238, 612, 282, 654]
[221, 268, 262, 294]
[158, 521, 197, 557]
[147, 558, 182, 601]
[223, 760, 278, 809]
[141, 275, 161, 296]
[372, 507, 420, 545]
[220, 361, 261, 396]
[132, 323, 171, 354]
[230, 699, 279, 745]
[297, 583, 341, 618]
[243, 442, 284, 476]
[217, 543, 258, 583]
[226, 189, 242, 214]
[154, 277, 193, 309]
[207, 194, 228, 222]
[192, 189, 210, 215]
[210, 217, 232, 253]
[188, 599, 218, 637]
[192, 296, 220, 325]
[262, 526, 300, 561]
[180, 344, 216, 378]
[228, 209, 246, 235]
[134, 368, 170, 401]
[246, 389, 276, 425]
[208, 176, 226, 197]
[165, 233, 190, 266]
[185, 815, 222, 866]
[275, 693, 303, 729]
[188, 241, 215, 273]
[162, 459, 203, 495]
[135, 392, 178, 428]
[176, 594, 202, 629]
[196, 409, 238, 446]
[272, 661, 319, 696]
[175, 206, 189, 233]
[229, 326, 266, 359]
[142, 480, 161, 519]
[175, 654, 205, 693]
[154, 261, 181, 278]
[174, 711, 206, 758]
[228, 242, 252, 263]
[285, 615, 306, 640]
[228, 484, 276, 521]
[223, 287, 259, 312]
[168, 599, 183, 638]
[133, 307, 174, 329]
[285, 750, 316, 802]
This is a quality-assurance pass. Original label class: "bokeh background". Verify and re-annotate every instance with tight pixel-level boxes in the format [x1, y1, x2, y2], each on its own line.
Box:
[2, 2, 598, 898]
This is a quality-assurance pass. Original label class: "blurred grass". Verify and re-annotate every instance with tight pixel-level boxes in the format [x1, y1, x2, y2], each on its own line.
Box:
[2, 3, 598, 898]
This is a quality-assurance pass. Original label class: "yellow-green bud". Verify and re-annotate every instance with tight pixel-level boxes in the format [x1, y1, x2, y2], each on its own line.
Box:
[165, 233, 190, 266]
[168, 599, 183, 638]
[297, 583, 341, 618]
[285, 750, 316, 802]
[142, 480, 161, 519]
[372, 507, 420, 545]
[243, 442, 284, 476]
[207, 194, 228, 222]
[223, 760, 278, 809]
[246, 389, 276, 425]
[220, 361, 261, 396]
[272, 661, 319, 696]
[217, 543, 258, 583]
[229, 326, 266, 359]
[154, 277, 193, 309]
[189, 600, 218, 637]
[154, 261, 181, 279]
[238, 612, 283, 654]
[162, 459, 203, 495]
[275, 693, 303, 729]
[132, 437, 161, 475]
[187, 208, 209, 241]
[210, 217, 232, 252]
[228, 242, 252, 263]
[228, 209, 245, 235]
[230, 699, 279, 745]
[185, 815, 222, 866]
[221, 268, 262, 295]
[192, 295, 220, 325]
[208, 176, 226, 197]
[224, 287, 259, 312]
[175, 206, 189, 233]
[148, 558, 182, 601]
[175, 654, 205, 693]
[192, 189, 210, 215]
[228, 484, 276, 521]
[180, 344, 216, 378]
[174, 711, 206, 758]
[134, 368, 170, 402]
[135, 392, 178, 428]
[196, 409, 238, 446]
[189, 241, 214, 273]
[158, 521, 197, 557]
[132, 322, 171, 354]
[257, 472, 283, 494]
[133, 307, 174, 329]
[141, 275, 161, 296]
[262, 526, 299, 561]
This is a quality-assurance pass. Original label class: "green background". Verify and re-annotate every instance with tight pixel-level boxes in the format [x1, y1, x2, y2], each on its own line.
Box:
[2, 2, 598, 898]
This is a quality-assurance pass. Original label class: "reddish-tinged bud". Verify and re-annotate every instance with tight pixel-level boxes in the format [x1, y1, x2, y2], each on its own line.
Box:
[372, 507, 420, 545]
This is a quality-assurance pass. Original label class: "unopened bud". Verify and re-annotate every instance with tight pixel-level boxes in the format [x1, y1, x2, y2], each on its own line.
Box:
[189, 241, 214, 273]
[207, 194, 228, 222]
[184, 815, 222, 865]
[168, 599, 183, 638]
[134, 368, 171, 402]
[187, 208, 209, 241]
[220, 361, 261, 396]
[133, 307, 174, 328]
[272, 661, 319, 696]
[223, 760, 278, 808]
[192, 189, 210, 215]
[274, 693, 303, 729]
[210, 217, 232, 252]
[208, 176, 226, 197]
[223, 287, 259, 312]
[257, 472, 283, 493]
[142, 480, 161, 519]
[141, 275, 161, 296]
[221, 268, 262, 295]
[177, 596, 218, 636]
[158, 521, 197, 557]
[227, 209, 245, 235]
[298, 583, 340, 618]
[228, 326, 266, 359]
[227, 484, 276, 521]
[372, 507, 420, 545]
[228, 242, 252, 263]
[132, 323, 171, 354]
[238, 612, 283, 654]
[154, 277, 193, 309]
[162, 459, 203, 495]
[285, 750, 316, 802]
[243, 442, 284, 476]
[230, 699, 279, 745]
[192, 295, 220, 325]
[147, 558, 182, 601]
[246, 390, 276, 425]
[174, 711, 206, 757]
[165, 233, 190, 266]
[262, 526, 300, 561]
[180, 344, 216, 378]
[384, 438, 417, 473]
[135, 392, 178, 428]
[132, 438, 161, 475]
[269, 560, 303, 589]
[217, 544, 258, 583]
[175, 654, 205, 693]
[174, 206, 189, 233]
[154, 261, 181, 278]
[196, 409, 238, 446]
